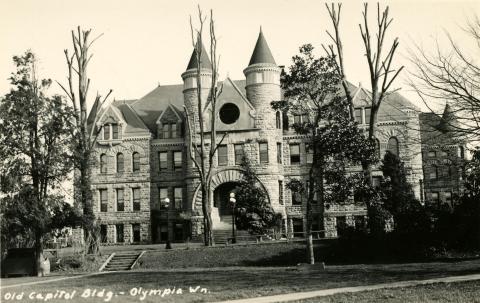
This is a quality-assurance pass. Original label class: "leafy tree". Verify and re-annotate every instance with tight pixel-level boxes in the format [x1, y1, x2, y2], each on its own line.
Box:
[272, 44, 375, 264]
[234, 158, 281, 235]
[0, 51, 79, 275]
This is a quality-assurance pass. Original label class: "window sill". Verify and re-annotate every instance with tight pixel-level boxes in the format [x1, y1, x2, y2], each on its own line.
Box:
[97, 139, 122, 146]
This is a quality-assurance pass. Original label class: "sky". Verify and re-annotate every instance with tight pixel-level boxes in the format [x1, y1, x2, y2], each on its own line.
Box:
[1, 0, 479, 112]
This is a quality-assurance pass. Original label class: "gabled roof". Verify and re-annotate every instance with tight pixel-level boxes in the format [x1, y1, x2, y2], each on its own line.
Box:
[114, 102, 150, 135]
[248, 29, 276, 66]
[186, 42, 212, 70]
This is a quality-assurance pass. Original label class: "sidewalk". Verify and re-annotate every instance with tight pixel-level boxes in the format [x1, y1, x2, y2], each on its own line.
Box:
[214, 273, 480, 303]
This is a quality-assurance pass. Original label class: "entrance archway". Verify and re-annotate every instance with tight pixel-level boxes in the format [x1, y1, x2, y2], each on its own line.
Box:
[213, 182, 240, 217]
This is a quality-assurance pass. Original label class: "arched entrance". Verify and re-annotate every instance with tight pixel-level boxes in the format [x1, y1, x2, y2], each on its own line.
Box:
[213, 182, 240, 218]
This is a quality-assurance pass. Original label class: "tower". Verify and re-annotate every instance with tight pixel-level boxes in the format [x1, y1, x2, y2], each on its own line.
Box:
[243, 28, 282, 130]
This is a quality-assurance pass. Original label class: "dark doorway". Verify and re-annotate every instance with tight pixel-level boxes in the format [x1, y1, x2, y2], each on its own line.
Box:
[213, 182, 240, 217]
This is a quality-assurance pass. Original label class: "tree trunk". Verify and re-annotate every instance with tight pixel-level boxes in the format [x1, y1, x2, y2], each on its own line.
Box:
[35, 230, 44, 277]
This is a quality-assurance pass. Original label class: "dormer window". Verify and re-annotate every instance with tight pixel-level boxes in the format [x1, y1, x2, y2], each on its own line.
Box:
[103, 125, 110, 140]
[112, 124, 119, 139]
[102, 123, 121, 140]
[160, 123, 181, 139]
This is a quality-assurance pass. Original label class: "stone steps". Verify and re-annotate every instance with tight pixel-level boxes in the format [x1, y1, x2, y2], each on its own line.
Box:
[102, 252, 142, 271]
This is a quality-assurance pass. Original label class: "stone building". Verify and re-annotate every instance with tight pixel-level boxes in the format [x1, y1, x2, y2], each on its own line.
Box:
[87, 30, 439, 244]
[420, 104, 468, 206]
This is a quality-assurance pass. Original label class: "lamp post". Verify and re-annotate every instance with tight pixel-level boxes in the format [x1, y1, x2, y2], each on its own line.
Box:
[164, 197, 172, 249]
[229, 192, 236, 244]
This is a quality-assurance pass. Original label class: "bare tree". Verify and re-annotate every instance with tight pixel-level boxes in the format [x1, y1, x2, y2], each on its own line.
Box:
[408, 16, 480, 143]
[58, 27, 112, 254]
[325, 3, 404, 182]
[184, 7, 226, 246]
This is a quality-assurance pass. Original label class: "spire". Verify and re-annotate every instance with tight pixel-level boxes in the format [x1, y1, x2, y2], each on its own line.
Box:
[437, 102, 458, 133]
[186, 42, 212, 70]
[248, 28, 276, 66]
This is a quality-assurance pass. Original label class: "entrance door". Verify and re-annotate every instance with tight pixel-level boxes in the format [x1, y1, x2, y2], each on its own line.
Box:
[213, 182, 240, 217]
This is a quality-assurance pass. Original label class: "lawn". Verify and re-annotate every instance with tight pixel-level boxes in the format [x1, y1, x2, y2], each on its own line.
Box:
[290, 280, 480, 303]
[2, 259, 480, 303]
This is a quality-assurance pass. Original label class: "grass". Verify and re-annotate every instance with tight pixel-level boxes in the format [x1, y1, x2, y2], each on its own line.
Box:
[290, 280, 480, 303]
[2, 258, 480, 302]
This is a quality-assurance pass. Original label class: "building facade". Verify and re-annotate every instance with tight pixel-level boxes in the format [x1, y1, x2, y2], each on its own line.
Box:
[86, 30, 461, 245]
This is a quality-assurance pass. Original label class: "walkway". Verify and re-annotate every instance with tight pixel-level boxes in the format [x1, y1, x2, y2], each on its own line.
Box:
[215, 273, 480, 303]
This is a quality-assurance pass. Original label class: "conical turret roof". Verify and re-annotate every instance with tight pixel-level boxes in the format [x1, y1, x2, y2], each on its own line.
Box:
[437, 103, 458, 133]
[248, 28, 276, 66]
[186, 42, 212, 70]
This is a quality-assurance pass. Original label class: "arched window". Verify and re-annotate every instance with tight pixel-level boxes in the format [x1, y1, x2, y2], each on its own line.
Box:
[375, 138, 381, 159]
[132, 152, 140, 172]
[387, 137, 399, 157]
[282, 112, 289, 131]
[276, 111, 282, 129]
[116, 153, 124, 173]
[100, 154, 107, 174]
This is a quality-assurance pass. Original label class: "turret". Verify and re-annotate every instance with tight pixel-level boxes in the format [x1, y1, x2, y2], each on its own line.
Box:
[437, 103, 458, 133]
[181, 42, 213, 129]
[243, 28, 281, 130]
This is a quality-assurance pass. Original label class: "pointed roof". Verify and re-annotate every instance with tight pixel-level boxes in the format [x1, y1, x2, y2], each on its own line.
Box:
[186, 42, 212, 70]
[248, 28, 276, 66]
[437, 103, 458, 133]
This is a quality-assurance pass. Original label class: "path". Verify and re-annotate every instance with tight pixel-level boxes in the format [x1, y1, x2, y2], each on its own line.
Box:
[214, 273, 480, 303]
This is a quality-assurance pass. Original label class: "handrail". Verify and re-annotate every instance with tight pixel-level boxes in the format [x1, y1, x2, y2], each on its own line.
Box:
[98, 253, 115, 272]
[130, 251, 146, 270]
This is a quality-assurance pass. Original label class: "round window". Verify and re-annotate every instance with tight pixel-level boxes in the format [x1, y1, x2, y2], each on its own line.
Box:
[219, 103, 240, 124]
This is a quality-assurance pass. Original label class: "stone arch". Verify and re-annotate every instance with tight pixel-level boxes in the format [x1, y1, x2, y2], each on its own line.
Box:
[191, 168, 271, 210]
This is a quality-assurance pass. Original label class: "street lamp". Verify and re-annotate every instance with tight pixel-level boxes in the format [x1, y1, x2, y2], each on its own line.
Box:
[164, 197, 172, 249]
[229, 192, 236, 244]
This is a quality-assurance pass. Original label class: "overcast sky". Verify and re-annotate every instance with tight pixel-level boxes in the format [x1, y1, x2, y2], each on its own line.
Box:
[1, 0, 479, 112]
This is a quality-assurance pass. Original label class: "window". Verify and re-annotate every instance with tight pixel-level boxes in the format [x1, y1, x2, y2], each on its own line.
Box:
[292, 219, 304, 238]
[218, 145, 228, 166]
[428, 151, 436, 158]
[116, 189, 124, 211]
[354, 189, 364, 203]
[132, 188, 140, 211]
[174, 187, 183, 210]
[306, 180, 318, 203]
[458, 146, 465, 159]
[447, 166, 453, 178]
[277, 143, 282, 164]
[174, 223, 183, 241]
[163, 124, 170, 139]
[279, 180, 284, 205]
[171, 123, 177, 139]
[355, 216, 366, 230]
[112, 124, 119, 139]
[306, 143, 313, 164]
[116, 153, 124, 173]
[132, 224, 141, 242]
[336, 216, 347, 237]
[430, 166, 438, 180]
[276, 112, 282, 129]
[440, 150, 448, 157]
[159, 152, 168, 171]
[100, 225, 107, 243]
[234, 144, 244, 165]
[431, 192, 440, 203]
[174, 151, 182, 171]
[132, 152, 140, 172]
[282, 112, 289, 130]
[219, 103, 240, 124]
[372, 176, 382, 188]
[289, 144, 300, 164]
[159, 188, 168, 209]
[364, 108, 371, 124]
[116, 224, 124, 243]
[100, 154, 107, 174]
[445, 191, 452, 204]
[292, 190, 302, 205]
[259, 142, 269, 163]
[194, 146, 201, 167]
[293, 114, 302, 124]
[387, 137, 399, 157]
[100, 189, 108, 212]
[354, 108, 362, 123]
[103, 124, 110, 140]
